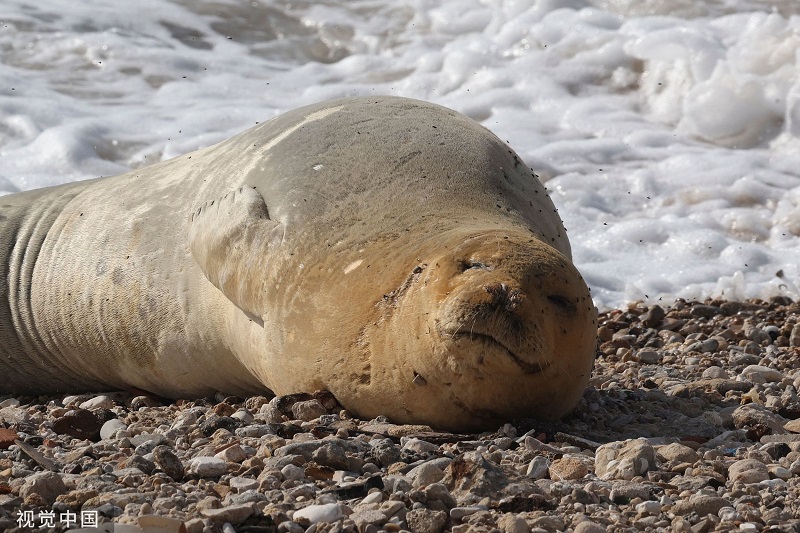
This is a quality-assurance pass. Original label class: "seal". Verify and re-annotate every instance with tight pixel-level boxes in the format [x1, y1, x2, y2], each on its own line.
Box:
[0, 96, 596, 431]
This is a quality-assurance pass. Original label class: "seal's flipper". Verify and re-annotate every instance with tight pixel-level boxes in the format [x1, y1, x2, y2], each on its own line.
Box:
[189, 186, 278, 319]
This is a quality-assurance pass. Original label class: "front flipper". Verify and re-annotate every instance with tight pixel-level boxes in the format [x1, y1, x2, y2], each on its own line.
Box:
[189, 186, 278, 318]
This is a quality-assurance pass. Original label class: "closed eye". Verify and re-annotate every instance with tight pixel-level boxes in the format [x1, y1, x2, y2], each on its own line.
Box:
[459, 260, 492, 272]
[547, 294, 576, 314]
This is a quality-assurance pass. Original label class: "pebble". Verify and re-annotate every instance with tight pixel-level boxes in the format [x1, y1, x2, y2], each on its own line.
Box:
[291, 400, 327, 421]
[293, 503, 346, 524]
[548, 457, 588, 480]
[351, 509, 388, 529]
[450, 505, 489, 520]
[595, 439, 656, 480]
[215, 443, 248, 463]
[728, 459, 770, 484]
[525, 456, 550, 479]
[497, 513, 530, 533]
[79, 395, 115, 410]
[573, 522, 607, 533]
[402, 438, 439, 454]
[100, 418, 127, 440]
[656, 442, 700, 464]
[312, 441, 351, 471]
[188, 456, 228, 478]
[410, 462, 445, 487]
[636, 349, 661, 364]
[671, 495, 728, 516]
[19, 471, 66, 506]
[5, 299, 800, 532]
[0, 427, 19, 449]
[741, 364, 784, 383]
[200, 503, 254, 525]
[406, 508, 447, 533]
[229, 476, 259, 492]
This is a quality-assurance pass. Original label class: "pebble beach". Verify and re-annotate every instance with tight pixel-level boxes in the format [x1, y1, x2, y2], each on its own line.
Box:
[4, 298, 800, 532]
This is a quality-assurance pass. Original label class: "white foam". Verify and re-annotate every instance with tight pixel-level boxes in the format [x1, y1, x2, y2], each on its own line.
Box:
[2, 0, 800, 309]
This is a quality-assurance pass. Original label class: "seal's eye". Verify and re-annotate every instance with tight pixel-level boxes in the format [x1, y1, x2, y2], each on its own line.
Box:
[459, 260, 492, 272]
[547, 294, 576, 315]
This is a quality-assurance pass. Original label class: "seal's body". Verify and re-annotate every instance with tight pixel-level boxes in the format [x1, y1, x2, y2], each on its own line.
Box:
[0, 97, 596, 431]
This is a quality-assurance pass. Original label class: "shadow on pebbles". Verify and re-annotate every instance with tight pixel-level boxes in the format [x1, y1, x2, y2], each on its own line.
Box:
[3, 298, 800, 532]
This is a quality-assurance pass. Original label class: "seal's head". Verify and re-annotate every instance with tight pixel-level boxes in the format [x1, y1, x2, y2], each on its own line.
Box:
[346, 228, 597, 432]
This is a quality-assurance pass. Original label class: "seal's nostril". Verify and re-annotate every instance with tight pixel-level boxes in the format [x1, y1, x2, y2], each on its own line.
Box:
[485, 283, 523, 311]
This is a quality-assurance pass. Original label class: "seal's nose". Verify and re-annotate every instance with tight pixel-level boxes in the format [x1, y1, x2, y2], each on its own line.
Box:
[484, 282, 523, 313]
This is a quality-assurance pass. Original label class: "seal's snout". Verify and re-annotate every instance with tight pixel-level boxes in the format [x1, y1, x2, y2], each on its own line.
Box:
[484, 282, 523, 313]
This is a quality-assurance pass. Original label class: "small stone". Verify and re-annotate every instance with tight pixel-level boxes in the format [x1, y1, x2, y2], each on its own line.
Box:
[406, 508, 447, 533]
[153, 446, 185, 481]
[0, 428, 19, 450]
[573, 522, 607, 533]
[731, 404, 787, 434]
[100, 418, 127, 440]
[548, 457, 588, 480]
[728, 458, 770, 484]
[636, 349, 661, 364]
[671, 495, 728, 516]
[402, 438, 439, 454]
[123, 454, 156, 475]
[352, 509, 388, 529]
[20, 471, 67, 506]
[229, 476, 259, 492]
[450, 506, 489, 520]
[171, 411, 198, 429]
[137, 514, 184, 530]
[200, 503, 255, 525]
[79, 395, 115, 410]
[783, 419, 800, 433]
[189, 456, 228, 478]
[216, 444, 248, 463]
[52, 409, 103, 440]
[741, 365, 784, 383]
[130, 432, 165, 447]
[361, 491, 383, 505]
[498, 514, 530, 533]
[130, 395, 161, 409]
[641, 305, 665, 328]
[411, 462, 446, 487]
[281, 463, 305, 481]
[260, 403, 284, 424]
[790, 324, 800, 347]
[595, 439, 656, 480]
[231, 408, 255, 423]
[0, 398, 20, 408]
[529, 516, 565, 531]
[702, 366, 728, 379]
[636, 500, 661, 515]
[424, 483, 457, 509]
[200, 415, 240, 436]
[768, 465, 792, 480]
[312, 441, 350, 471]
[294, 503, 346, 524]
[525, 456, 549, 479]
[657, 443, 700, 464]
[291, 400, 327, 421]
[609, 482, 653, 503]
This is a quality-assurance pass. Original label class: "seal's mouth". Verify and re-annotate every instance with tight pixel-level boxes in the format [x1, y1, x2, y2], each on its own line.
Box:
[449, 331, 550, 375]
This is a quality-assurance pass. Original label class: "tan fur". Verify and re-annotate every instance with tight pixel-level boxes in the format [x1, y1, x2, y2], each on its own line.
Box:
[0, 96, 596, 431]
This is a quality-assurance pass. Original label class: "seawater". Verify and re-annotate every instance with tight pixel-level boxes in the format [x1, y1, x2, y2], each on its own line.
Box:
[1, 0, 800, 310]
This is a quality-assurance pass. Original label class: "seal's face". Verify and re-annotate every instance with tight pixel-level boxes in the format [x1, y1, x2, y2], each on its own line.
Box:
[351, 230, 597, 432]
